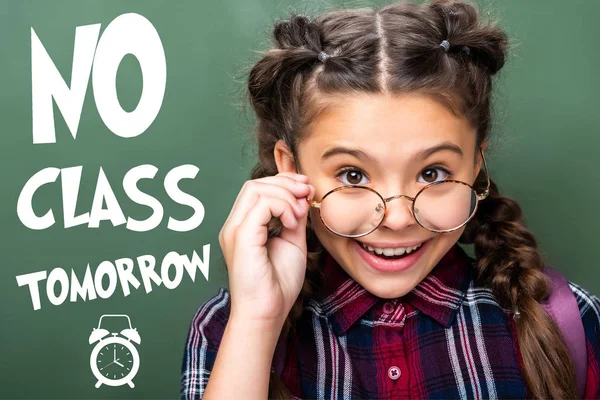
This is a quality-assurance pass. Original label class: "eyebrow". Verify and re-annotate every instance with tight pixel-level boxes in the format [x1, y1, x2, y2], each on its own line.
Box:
[321, 147, 373, 162]
[320, 141, 464, 163]
[414, 142, 464, 160]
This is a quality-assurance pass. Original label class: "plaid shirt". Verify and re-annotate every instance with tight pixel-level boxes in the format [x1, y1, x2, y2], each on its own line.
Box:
[181, 245, 600, 399]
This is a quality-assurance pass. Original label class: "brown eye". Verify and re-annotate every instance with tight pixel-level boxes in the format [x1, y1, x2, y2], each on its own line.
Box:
[419, 167, 450, 184]
[337, 168, 368, 185]
[422, 168, 438, 183]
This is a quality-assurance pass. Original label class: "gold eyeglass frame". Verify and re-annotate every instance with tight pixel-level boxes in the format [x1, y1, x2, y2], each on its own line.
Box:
[304, 147, 490, 238]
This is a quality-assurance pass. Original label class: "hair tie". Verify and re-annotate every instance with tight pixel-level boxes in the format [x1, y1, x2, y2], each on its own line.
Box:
[439, 41, 471, 57]
[317, 51, 330, 63]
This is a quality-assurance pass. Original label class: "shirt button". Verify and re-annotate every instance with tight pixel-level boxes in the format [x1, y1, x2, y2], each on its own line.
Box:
[383, 301, 395, 314]
[388, 366, 401, 380]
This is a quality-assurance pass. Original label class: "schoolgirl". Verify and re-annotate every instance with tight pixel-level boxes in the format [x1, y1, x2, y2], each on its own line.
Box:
[181, 1, 600, 398]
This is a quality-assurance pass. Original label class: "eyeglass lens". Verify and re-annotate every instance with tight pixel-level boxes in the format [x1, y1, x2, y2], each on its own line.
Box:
[318, 182, 477, 236]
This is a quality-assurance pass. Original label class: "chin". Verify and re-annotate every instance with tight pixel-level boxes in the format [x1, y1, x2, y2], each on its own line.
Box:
[356, 255, 425, 296]
[365, 282, 415, 299]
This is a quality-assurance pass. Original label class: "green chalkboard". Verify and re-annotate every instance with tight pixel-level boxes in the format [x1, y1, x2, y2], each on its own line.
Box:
[0, 0, 598, 398]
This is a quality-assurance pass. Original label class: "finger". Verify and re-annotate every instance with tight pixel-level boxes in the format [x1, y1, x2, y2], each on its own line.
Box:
[302, 184, 316, 205]
[228, 180, 307, 231]
[254, 178, 312, 204]
[219, 190, 260, 252]
[280, 197, 308, 251]
[272, 171, 309, 183]
[254, 174, 310, 198]
[281, 184, 316, 251]
[221, 173, 311, 247]
[225, 178, 310, 231]
[237, 195, 300, 248]
[228, 173, 307, 218]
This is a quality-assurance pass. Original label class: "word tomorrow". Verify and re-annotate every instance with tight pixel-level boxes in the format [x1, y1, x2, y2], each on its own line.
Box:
[16, 244, 210, 310]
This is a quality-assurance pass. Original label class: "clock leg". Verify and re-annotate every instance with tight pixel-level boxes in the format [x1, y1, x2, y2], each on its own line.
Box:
[127, 380, 135, 388]
[95, 381, 102, 388]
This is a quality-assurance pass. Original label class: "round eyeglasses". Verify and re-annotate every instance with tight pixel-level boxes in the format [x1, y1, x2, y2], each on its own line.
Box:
[304, 148, 490, 238]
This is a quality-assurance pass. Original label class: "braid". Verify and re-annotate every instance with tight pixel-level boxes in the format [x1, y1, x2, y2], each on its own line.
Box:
[460, 174, 578, 398]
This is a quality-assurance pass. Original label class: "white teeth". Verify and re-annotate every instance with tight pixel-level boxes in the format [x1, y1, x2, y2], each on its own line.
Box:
[383, 248, 395, 256]
[394, 248, 406, 256]
[360, 242, 423, 256]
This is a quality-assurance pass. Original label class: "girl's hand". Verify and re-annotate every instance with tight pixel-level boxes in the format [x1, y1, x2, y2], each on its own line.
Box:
[218, 172, 315, 325]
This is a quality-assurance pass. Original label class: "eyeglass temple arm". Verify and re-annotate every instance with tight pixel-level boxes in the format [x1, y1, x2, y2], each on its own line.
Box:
[477, 147, 491, 201]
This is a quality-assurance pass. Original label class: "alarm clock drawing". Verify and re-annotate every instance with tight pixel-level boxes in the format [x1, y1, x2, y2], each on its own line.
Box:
[89, 314, 141, 388]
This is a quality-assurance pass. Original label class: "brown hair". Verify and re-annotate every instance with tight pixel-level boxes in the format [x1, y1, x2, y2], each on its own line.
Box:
[244, 0, 577, 398]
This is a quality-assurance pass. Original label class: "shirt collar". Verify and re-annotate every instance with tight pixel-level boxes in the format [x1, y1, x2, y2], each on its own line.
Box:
[318, 244, 473, 336]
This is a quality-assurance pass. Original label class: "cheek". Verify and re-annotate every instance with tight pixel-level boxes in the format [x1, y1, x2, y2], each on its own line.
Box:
[435, 227, 465, 251]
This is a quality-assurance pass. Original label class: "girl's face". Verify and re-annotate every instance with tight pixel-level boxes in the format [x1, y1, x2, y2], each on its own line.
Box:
[276, 92, 484, 299]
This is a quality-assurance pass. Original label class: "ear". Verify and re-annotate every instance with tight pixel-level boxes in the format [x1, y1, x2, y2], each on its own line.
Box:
[274, 139, 297, 174]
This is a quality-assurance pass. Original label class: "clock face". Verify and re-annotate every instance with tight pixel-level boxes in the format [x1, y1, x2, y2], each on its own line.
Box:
[95, 340, 135, 380]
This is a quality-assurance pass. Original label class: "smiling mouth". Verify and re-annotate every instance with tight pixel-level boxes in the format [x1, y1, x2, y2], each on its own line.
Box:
[356, 240, 425, 259]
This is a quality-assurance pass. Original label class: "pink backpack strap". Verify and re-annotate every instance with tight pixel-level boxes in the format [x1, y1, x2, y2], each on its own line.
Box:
[540, 266, 587, 398]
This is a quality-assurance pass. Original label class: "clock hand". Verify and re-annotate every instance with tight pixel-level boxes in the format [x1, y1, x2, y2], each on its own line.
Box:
[114, 348, 116, 362]
[100, 361, 115, 370]
[100, 357, 120, 371]
[114, 360, 124, 367]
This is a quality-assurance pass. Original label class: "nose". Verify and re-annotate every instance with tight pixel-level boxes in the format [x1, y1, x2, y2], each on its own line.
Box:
[379, 196, 416, 231]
